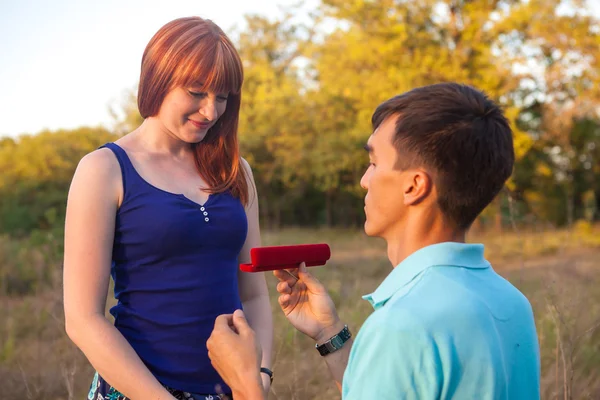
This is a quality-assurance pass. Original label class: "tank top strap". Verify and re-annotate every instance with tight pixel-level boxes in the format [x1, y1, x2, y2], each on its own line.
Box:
[98, 142, 140, 198]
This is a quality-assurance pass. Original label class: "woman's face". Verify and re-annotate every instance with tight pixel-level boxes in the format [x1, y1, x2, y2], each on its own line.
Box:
[155, 85, 229, 143]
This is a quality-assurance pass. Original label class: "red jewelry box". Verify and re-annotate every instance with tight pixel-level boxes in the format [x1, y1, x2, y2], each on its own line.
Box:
[240, 243, 331, 272]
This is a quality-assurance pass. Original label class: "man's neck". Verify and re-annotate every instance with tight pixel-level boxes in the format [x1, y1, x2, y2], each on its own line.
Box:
[385, 214, 466, 267]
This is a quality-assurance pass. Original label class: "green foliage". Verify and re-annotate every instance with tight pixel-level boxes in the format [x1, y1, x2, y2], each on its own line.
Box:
[234, 0, 600, 228]
[0, 127, 118, 236]
[0, 226, 64, 296]
[2, 4, 600, 398]
[1, 1, 599, 233]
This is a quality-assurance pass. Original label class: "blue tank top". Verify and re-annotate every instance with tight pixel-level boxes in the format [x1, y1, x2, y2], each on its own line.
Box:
[100, 142, 248, 393]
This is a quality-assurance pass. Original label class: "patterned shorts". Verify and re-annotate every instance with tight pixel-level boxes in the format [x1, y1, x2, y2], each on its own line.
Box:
[87, 372, 232, 400]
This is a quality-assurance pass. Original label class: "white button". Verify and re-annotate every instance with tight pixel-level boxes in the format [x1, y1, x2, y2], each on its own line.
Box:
[203, 212, 208, 216]
[205, 217, 210, 222]
[200, 207, 205, 211]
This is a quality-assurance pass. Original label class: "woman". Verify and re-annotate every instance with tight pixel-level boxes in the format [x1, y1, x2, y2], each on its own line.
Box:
[63, 17, 273, 400]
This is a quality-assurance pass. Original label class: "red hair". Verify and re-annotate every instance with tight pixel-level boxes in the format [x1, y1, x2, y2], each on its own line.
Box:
[138, 17, 248, 205]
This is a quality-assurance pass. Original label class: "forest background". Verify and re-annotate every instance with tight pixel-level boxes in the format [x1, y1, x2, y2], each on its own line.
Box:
[1, 1, 600, 399]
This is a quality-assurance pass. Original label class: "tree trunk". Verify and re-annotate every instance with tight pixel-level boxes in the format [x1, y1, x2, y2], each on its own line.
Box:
[594, 188, 600, 221]
[261, 191, 270, 229]
[325, 190, 333, 227]
[274, 199, 281, 229]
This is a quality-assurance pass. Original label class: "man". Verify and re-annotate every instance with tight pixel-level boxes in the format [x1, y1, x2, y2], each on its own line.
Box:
[206, 83, 541, 399]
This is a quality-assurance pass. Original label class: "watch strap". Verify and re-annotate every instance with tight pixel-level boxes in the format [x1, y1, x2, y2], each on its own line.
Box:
[315, 325, 351, 356]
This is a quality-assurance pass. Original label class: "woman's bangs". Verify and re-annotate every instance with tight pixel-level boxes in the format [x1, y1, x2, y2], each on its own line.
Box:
[180, 41, 243, 95]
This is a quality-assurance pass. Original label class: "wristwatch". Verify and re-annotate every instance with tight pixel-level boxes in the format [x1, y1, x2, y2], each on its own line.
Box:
[315, 325, 352, 356]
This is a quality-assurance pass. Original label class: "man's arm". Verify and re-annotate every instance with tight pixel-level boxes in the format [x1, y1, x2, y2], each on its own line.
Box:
[207, 311, 266, 400]
[313, 321, 354, 391]
[207, 262, 352, 397]
[273, 263, 350, 392]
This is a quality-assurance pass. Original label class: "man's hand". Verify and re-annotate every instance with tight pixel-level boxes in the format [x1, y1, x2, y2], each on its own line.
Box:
[207, 310, 265, 399]
[273, 262, 343, 343]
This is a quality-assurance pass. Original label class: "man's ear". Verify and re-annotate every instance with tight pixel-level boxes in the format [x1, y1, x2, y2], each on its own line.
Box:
[403, 169, 433, 206]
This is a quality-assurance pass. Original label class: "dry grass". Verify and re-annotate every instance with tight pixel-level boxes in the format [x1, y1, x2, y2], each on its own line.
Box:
[1, 224, 599, 399]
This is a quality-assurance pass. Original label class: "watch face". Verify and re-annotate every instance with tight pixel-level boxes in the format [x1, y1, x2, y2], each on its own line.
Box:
[331, 336, 344, 349]
[317, 326, 351, 356]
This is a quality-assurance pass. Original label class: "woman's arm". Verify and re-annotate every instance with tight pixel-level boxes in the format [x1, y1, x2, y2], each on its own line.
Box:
[237, 158, 274, 393]
[63, 149, 175, 400]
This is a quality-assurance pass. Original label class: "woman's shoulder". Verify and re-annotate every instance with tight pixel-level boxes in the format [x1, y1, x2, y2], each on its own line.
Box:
[78, 146, 121, 175]
[71, 146, 123, 198]
[66, 146, 123, 209]
[80, 130, 138, 176]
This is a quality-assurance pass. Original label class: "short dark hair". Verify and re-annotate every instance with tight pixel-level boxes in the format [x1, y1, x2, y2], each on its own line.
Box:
[372, 83, 514, 230]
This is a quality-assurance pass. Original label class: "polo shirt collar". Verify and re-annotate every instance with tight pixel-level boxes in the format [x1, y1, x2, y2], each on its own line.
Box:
[363, 242, 489, 309]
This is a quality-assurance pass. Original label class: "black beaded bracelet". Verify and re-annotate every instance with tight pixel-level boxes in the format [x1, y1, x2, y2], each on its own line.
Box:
[260, 367, 273, 384]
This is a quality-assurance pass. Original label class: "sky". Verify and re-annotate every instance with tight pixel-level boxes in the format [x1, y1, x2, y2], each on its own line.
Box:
[1, 0, 599, 138]
[0, 0, 311, 137]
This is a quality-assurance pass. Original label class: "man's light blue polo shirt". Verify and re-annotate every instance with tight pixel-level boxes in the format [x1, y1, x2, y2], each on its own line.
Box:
[342, 242, 540, 400]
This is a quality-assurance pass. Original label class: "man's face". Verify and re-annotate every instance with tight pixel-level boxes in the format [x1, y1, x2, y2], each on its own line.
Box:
[360, 115, 408, 239]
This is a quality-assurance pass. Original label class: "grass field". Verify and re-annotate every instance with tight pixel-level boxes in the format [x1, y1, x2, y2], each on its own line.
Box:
[1, 224, 599, 399]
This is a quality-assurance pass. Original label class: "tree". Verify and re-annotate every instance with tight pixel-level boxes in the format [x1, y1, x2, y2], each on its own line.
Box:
[0, 127, 118, 235]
